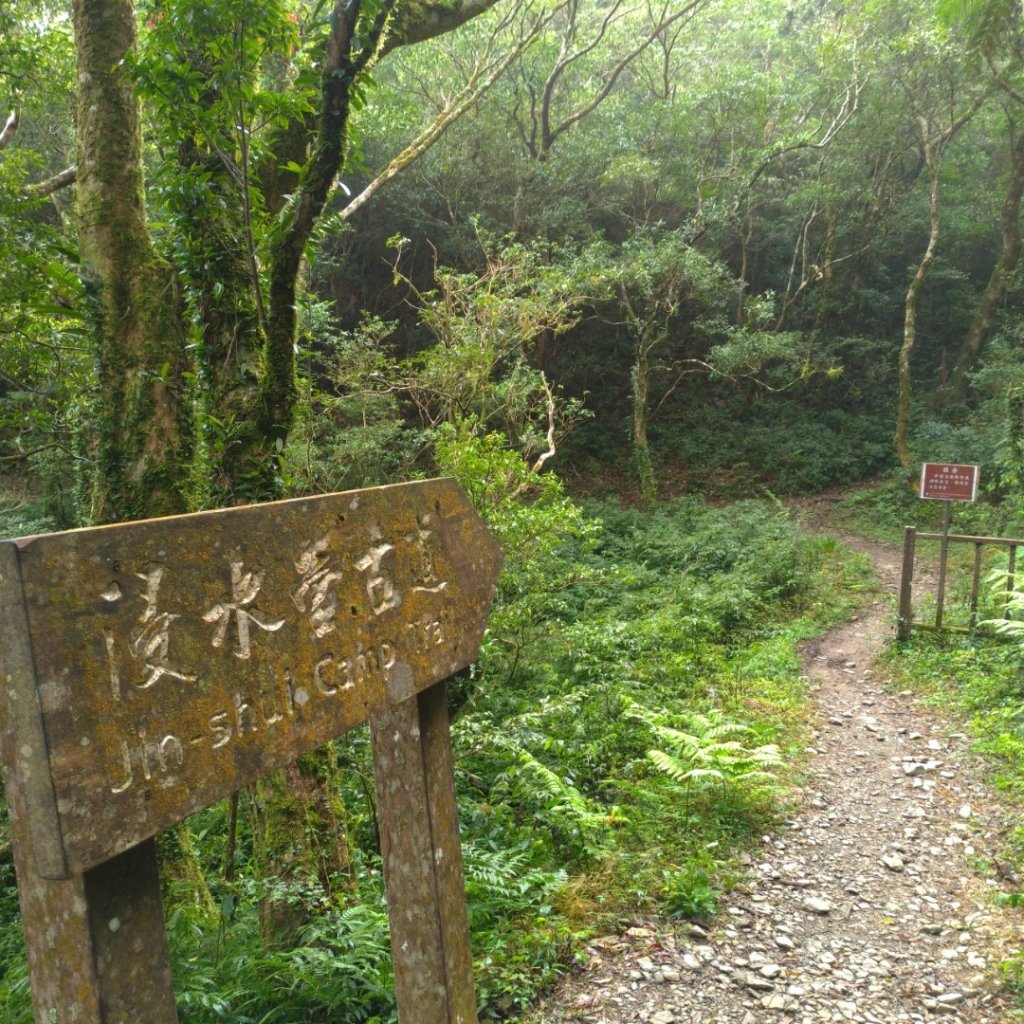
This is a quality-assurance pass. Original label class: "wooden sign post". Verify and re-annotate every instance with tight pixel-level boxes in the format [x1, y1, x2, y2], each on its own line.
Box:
[918, 462, 980, 630]
[899, 463, 980, 638]
[0, 478, 501, 1024]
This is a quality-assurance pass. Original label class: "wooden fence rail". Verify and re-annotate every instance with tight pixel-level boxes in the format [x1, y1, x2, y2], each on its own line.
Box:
[897, 527, 1024, 640]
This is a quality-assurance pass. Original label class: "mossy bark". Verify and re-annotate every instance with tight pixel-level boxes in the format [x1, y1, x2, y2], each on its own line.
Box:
[176, 140, 277, 505]
[631, 331, 657, 511]
[73, 0, 192, 522]
[943, 127, 1024, 406]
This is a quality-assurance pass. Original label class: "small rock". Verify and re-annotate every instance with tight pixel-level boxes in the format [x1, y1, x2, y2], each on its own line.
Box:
[760, 993, 796, 1010]
[881, 854, 905, 872]
[802, 897, 831, 915]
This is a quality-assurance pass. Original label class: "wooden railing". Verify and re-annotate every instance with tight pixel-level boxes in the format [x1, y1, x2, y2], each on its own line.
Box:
[897, 527, 1024, 640]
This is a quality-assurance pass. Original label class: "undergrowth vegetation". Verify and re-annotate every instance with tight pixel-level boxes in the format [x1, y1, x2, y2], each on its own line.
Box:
[0, 442, 874, 1023]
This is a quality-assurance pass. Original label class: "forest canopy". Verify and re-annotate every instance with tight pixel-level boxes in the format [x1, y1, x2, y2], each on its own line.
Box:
[2, 0, 1023, 524]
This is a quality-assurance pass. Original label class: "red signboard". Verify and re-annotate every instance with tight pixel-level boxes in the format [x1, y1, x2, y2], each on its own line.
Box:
[919, 462, 979, 502]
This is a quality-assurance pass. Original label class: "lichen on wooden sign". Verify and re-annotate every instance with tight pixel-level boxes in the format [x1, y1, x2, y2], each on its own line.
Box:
[0, 478, 501, 879]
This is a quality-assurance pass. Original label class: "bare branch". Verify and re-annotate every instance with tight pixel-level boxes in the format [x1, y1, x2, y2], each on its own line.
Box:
[338, 4, 551, 221]
[539, 0, 708, 155]
[0, 110, 17, 151]
[742, 77, 865, 198]
[530, 371, 557, 474]
[507, 372, 558, 500]
[0, 441, 88, 465]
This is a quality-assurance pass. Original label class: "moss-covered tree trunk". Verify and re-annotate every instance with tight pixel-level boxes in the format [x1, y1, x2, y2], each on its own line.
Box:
[943, 125, 1024, 405]
[631, 327, 658, 510]
[70, 0, 507, 950]
[896, 121, 944, 472]
[73, 0, 192, 521]
[175, 138, 274, 505]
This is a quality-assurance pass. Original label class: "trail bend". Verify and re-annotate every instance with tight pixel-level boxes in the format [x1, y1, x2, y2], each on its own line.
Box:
[522, 521, 1023, 1024]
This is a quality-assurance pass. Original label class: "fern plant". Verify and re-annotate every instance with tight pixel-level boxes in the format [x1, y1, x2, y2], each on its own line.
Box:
[494, 745, 614, 862]
[983, 567, 1024, 636]
[623, 698, 783, 803]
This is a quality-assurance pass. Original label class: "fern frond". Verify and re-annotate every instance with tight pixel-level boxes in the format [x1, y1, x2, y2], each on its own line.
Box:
[678, 767, 726, 782]
[651, 724, 701, 750]
[647, 748, 692, 783]
[703, 722, 754, 741]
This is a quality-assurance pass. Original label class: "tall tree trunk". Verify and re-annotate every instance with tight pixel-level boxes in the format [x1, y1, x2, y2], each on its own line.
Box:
[175, 139, 272, 506]
[632, 328, 657, 510]
[735, 208, 752, 326]
[74, 0, 192, 522]
[813, 204, 837, 332]
[896, 131, 940, 470]
[943, 126, 1024, 405]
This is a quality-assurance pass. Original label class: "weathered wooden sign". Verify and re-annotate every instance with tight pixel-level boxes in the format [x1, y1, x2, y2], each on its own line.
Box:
[0, 479, 501, 1024]
[919, 462, 980, 502]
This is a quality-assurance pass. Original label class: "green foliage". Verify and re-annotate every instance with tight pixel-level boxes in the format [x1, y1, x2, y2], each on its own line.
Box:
[625, 701, 783, 796]
[434, 427, 597, 597]
[285, 309, 429, 494]
[0, 814, 30, 1024]
[660, 863, 720, 921]
[170, 900, 396, 1023]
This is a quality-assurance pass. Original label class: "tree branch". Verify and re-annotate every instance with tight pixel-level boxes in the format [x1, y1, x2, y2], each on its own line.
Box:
[378, 0, 504, 59]
[338, 4, 550, 221]
[0, 110, 17, 151]
[539, 0, 707, 156]
[26, 166, 78, 197]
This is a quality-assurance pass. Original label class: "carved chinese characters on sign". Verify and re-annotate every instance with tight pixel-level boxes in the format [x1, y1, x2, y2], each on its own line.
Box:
[103, 565, 198, 700]
[293, 536, 343, 638]
[203, 561, 286, 658]
[0, 479, 501, 878]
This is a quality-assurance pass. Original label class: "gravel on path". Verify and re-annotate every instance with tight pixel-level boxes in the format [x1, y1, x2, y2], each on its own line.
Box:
[520, 526, 1024, 1024]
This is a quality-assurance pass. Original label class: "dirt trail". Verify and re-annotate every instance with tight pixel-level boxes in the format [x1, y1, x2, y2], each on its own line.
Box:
[522, 514, 1024, 1024]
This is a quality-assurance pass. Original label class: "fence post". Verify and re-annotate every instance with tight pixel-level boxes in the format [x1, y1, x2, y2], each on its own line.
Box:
[898, 526, 916, 641]
[371, 681, 478, 1024]
[969, 542, 983, 629]
[935, 501, 953, 630]
[1008, 544, 1018, 619]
